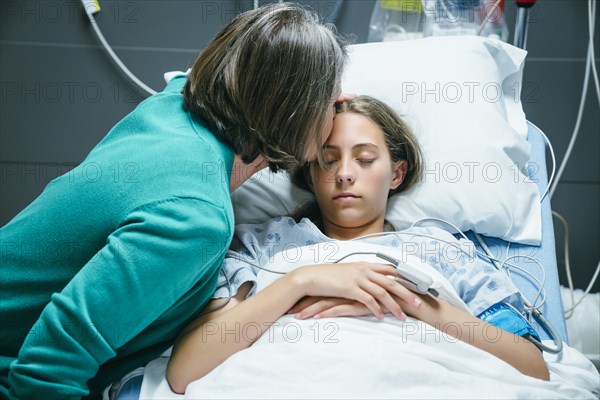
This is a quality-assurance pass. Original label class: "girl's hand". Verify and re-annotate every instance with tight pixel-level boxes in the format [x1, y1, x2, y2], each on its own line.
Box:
[288, 296, 371, 319]
[288, 262, 422, 320]
[288, 293, 427, 320]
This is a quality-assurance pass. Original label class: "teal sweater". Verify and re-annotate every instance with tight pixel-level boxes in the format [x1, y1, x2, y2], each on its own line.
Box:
[0, 76, 235, 399]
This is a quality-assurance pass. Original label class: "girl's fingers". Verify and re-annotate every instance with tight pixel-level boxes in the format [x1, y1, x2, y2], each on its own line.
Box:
[287, 296, 323, 314]
[294, 299, 349, 320]
[352, 290, 384, 320]
[365, 263, 400, 277]
[367, 268, 422, 308]
[360, 280, 406, 321]
[314, 303, 371, 319]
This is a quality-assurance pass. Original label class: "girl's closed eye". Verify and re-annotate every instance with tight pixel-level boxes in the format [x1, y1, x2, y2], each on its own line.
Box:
[324, 159, 338, 168]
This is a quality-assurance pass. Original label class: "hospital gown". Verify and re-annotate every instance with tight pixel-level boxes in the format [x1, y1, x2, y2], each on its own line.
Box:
[213, 216, 540, 340]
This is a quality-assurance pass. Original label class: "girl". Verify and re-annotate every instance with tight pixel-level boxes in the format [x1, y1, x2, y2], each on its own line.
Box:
[166, 96, 549, 394]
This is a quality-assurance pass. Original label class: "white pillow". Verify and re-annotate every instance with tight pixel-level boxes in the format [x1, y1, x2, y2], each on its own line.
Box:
[231, 36, 542, 245]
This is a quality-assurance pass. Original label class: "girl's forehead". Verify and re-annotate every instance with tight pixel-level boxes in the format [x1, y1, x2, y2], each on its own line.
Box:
[328, 112, 385, 146]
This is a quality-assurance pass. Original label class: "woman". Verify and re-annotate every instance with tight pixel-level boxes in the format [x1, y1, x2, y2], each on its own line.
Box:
[166, 96, 549, 394]
[0, 4, 375, 399]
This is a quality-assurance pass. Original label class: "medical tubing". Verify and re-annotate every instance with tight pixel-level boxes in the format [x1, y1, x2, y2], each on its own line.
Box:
[563, 260, 600, 315]
[199, 266, 254, 317]
[333, 252, 387, 264]
[83, 7, 157, 96]
[473, 233, 562, 354]
[588, 0, 600, 106]
[407, 217, 470, 241]
[374, 252, 401, 266]
[536, 123, 557, 203]
[499, 255, 547, 309]
[349, 228, 549, 312]
[548, 0, 596, 198]
[474, 233, 547, 318]
[476, 0, 503, 36]
[548, 0, 599, 321]
[528, 308, 564, 354]
[552, 210, 576, 319]
[199, 269, 234, 316]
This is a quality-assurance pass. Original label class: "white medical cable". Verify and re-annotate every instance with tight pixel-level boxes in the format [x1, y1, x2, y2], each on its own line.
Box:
[195, 265, 254, 317]
[504, 241, 512, 281]
[81, 1, 157, 96]
[473, 232, 547, 314]
[553, 210, 600, 318]
[393, 220, 550, 323]
[499, 255, 547, 315]
[588, 0, 600, 106]
[405, 217, 550, 311]
[355, 228, 556, 352]
[552, 210, 576, 319]
[535, 124, 557, 203]
[407, 217, 470, 241]
[473, 232, 562, 353]
[548, 0, 597, 198]
[354, 228, 548, 312]
[563, 260, 600, 314]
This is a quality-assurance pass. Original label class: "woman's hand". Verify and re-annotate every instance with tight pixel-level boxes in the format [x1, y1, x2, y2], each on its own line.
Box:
[288, 263, 421, 320]
[336, 92, 357, 103]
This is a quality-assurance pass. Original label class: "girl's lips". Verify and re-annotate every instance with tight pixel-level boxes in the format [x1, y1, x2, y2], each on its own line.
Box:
[333, 193, 360, 201]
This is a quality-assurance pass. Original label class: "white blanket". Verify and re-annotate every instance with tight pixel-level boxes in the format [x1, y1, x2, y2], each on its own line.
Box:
[140, 242, 600, 399]
[141, 316, 599, 399]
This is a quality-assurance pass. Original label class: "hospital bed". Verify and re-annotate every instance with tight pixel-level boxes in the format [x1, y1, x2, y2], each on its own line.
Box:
[102, 30, 597, 397]
[104, 121, 570, 400]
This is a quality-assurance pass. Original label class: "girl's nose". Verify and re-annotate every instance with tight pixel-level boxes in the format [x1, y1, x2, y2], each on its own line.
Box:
[335, 161, 355, 183]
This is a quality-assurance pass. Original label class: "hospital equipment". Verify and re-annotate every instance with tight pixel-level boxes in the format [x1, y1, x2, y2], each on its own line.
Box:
[81, 0, 158, 96]
[513, 0, 536, 49]
[368, 0, 510, 42]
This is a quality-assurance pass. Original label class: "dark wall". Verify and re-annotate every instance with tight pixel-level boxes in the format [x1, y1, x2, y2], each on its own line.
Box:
[1, 0, 598, 291]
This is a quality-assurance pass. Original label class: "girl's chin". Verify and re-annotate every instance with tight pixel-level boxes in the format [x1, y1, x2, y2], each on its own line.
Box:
[329, 214, 382, 229]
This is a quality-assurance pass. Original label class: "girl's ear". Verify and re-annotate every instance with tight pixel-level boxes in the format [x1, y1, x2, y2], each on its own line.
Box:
[390, 160, 408, 190]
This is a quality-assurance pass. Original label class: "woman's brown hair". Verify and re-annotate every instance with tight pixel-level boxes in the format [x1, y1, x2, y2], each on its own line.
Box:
[184, 3, 348, 171]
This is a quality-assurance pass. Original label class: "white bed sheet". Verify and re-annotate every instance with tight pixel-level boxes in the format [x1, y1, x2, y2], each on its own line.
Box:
[138, 241, 600, 399]
[140, 315, 599, 399]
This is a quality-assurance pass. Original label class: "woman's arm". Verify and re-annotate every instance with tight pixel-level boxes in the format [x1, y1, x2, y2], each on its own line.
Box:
[167, 262, 420, 393]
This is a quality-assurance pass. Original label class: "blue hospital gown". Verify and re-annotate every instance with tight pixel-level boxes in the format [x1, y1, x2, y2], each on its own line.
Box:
[213, 217, 537, 339]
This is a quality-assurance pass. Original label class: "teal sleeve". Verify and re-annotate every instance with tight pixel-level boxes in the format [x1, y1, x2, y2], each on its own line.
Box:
[8, 197, 232, 399]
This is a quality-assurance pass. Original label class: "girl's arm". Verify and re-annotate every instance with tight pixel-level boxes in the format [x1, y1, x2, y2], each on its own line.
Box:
[166, 262, 420, 393]
[291, 295, 550, 381]
[407, 294, 550, 381]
